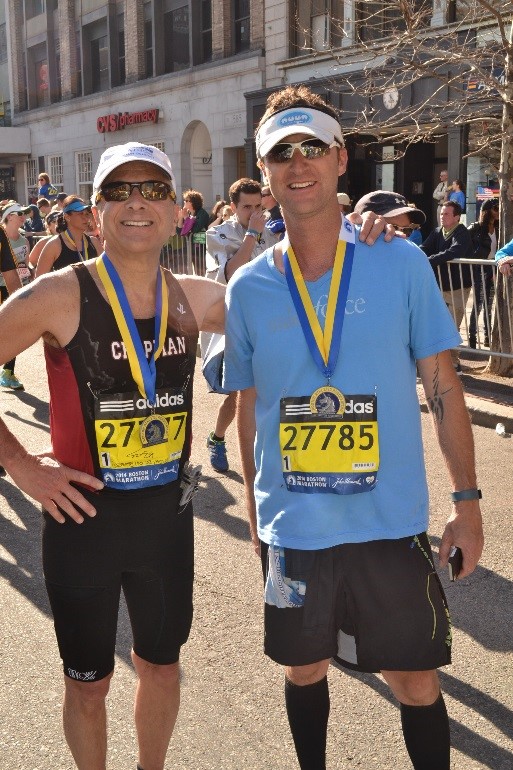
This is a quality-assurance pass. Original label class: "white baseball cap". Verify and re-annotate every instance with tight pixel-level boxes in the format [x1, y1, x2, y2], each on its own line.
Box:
[256, 108, 344, 160]
[1, 202, 30, 223]
[92, 142, 176, 199]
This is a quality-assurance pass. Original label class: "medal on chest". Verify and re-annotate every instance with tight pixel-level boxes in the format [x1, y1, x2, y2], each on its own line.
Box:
[93, 253, 188, 489]
[281, 219, 380, 495]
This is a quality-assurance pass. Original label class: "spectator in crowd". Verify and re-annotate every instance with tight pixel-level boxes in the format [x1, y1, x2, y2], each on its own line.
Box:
[36, 196, 101, 276]
[28, 211, 60, 271]
[448, 180, 466, 212]
[354, 191, 425, 243]
[262, 184, 285, 237]
[220, 205, 233, 221]
[177, 189, 210, 236]
[0, 201, 32, 390]
[433, 170, 448, 225]
[37, 172, 58, 200]
[209, 199, 228, 225]
[203, 178, 280, 472]
[337, 191, 352, 214]
[37, 197, 52, 218]
[421, 201, 474, 372]
[23, 204, 46, 245]
[468, 199, 499, 348]
[55, 192, 67, 211]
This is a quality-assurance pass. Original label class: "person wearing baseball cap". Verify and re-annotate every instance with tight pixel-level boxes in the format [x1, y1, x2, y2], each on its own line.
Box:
[354, 190, 426, 242]
[35, 194, 102, 276]
[0, 142, 225, 770]
[224, 85, 482, 770]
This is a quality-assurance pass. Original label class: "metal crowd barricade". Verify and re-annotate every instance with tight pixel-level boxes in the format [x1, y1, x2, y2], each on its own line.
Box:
[437, 258, 513, 360]
[160, 233, 207, 276]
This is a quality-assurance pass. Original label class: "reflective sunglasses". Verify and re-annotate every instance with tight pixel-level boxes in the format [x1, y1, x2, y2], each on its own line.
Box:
[390, 224, 418, 236]
[265, 139, 339, 163]
[96, 180, 176, 203]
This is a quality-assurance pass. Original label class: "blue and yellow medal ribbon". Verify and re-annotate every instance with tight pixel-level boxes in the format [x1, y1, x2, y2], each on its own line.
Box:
[64, 229, 89, 261]
[282, 220, 355, 381]
[96, 253, 168, 404]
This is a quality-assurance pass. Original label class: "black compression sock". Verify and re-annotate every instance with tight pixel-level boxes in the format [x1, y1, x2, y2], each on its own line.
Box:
[212, 433, 225, 442]
[400, 691, 450, 770]
[285, 675, 330, 770]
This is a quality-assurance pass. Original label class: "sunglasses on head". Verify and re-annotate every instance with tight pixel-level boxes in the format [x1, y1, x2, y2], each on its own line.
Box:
[265, 139, 339, 163]
[390, 224, 418, 236]
[96, 180, 176, 203]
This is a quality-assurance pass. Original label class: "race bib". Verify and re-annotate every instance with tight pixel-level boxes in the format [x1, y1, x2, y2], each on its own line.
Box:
[279, 392, 379, 495]
[94, 387, 187, 490]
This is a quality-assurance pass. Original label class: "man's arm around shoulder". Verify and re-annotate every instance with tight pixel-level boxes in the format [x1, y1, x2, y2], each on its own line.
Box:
[418, 350, 484, 578]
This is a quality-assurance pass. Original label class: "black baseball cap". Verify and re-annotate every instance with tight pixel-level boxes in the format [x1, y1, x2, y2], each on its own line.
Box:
[56, 192, 67, 202]
[354, 190, 426, 226]
[481, 198, 499, 211]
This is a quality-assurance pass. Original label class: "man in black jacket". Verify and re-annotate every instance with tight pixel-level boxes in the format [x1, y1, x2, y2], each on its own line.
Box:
[421, 201, 474, 371]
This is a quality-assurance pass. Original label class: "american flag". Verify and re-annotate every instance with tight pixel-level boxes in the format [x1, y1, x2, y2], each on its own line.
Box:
[476, 186, 499, 201]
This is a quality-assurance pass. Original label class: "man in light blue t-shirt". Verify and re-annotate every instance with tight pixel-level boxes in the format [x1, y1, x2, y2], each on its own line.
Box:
[223, 86, 483, 770]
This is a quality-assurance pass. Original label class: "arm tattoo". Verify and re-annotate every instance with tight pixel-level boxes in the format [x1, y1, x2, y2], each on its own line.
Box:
[426, 354, 453, 424]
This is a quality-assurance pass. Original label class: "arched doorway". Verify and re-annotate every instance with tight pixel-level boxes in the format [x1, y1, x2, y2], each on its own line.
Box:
[180, 121, 213, 209]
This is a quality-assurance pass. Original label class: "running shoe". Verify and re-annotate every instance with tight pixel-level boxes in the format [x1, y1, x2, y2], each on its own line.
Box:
[206, 432, 229, 472]
[0, 369, 24, 390]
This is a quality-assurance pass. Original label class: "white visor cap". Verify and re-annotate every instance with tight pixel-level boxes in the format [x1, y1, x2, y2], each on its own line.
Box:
[256, 108, 344, 160]
[92, 142, 176, 200]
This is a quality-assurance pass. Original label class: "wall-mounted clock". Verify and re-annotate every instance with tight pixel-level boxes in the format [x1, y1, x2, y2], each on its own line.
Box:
[383, 87, 399, 110]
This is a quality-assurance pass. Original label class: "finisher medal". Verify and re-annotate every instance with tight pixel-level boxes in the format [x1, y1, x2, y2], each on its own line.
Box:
[140, 414, 169, 446]
[310, 386, 346, 416]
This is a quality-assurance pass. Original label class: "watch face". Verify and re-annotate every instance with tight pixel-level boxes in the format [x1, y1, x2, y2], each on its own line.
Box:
[383, 87, 399, 109]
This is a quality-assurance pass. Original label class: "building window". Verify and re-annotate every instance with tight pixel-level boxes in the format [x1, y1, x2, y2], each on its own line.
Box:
[0, 24, 7, 64]
[144, 2, 154, 78]
[118, 18, 126, 85]
[150, 141, 166, 153]
[76, 37, 82, 97]
[35, 58, 50, 107]
[26, 159, 38, 202]
[25, 0, 46, 20]
[356, 1, 427, 42]
[201, 0, 213, 62]
[91, 35, 109, 92]
[164, 4, 190, 72]
[76, 151, 93, 203]
[48, 156, 64, 192]
[291, 0, 344, 55]
[234, 0, 250, 52]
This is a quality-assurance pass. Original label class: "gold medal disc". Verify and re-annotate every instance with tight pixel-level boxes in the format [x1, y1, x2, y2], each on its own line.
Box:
[140, 414, 169, 446]
[309, 386, 346, 416]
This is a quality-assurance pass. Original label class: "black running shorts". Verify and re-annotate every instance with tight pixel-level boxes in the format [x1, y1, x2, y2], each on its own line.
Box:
[42, 482, 193, 682]
[260, 533, 451, 673]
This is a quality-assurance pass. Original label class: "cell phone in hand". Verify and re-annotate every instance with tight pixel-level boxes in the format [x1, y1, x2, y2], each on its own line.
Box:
[448, 546, 463, 581]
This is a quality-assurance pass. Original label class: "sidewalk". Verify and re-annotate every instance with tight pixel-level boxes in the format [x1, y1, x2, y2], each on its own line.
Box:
[417, 350, 513, 433]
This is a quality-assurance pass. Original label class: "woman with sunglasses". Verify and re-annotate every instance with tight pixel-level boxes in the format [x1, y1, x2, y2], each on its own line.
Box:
[36, 196, 101, 277]
[0, 201, 32, 390]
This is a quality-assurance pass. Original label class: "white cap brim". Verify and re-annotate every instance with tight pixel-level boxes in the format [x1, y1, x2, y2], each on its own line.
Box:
[92, 142, 176, 200]
[256, 108, 344, 159]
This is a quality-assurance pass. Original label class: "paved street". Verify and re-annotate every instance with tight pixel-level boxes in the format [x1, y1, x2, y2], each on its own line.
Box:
[0, 342, 512, 770]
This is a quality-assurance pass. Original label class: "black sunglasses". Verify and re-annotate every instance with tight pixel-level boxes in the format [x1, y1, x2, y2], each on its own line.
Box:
[390, 224, 418, 236]
[266, 139, 338, 163]
[96, 180, 176, 203]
